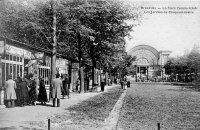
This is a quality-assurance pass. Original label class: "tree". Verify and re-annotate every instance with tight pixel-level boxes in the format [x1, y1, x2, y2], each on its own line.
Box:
[164, 44, 200, 82]
[0, 0, 140, 90]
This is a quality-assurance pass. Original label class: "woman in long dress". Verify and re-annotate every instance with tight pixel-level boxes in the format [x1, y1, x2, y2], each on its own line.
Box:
[38, 77, 48, 105]
[15, 77, 25, 107]
[28, 74, 37, 106]
[4, 75, 17, 108]
[24, 75, 30, 104]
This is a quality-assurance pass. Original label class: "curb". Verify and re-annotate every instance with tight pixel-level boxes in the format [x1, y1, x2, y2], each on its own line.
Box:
[103, 89, 126, 130]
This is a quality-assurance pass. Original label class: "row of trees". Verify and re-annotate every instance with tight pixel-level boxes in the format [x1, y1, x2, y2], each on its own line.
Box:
[164, 44, 200, 82]
[0, 0, 139, 92]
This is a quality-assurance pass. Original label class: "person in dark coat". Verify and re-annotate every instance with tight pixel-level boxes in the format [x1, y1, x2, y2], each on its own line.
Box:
[101, 73, 106, 92]
[23, 76, 30, 105]
[15, 77, 28, 107]
[120, 78, 124, 89]
[127, 81, 130, 88]
[15, 77, 23, 107]
[38, 77, 48, 105]
[62, 75, 70, 99]
[75, 79, 80, 93]
[28, 74, 37, 106]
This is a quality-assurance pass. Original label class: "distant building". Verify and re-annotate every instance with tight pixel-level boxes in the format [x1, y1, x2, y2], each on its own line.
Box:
[127, 45, 172, 81]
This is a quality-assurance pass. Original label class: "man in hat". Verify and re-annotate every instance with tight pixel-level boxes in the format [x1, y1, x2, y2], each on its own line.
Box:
[100, 73, 106, 92]
[52, 73, 63, 107]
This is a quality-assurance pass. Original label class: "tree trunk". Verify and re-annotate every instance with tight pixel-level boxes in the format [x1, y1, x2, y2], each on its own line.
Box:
[77, 32, 84, 93]
[92, 51, 96, 89]
[51, 8, 57, 80]
[50, 0, 57, 99]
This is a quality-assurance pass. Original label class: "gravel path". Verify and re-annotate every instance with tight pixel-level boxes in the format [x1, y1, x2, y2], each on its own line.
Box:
[0, 85, 115, 130]
[117, 83, 200, 130]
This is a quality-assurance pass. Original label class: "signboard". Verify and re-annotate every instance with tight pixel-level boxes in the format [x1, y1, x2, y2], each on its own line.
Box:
[0, 41, 4, 54]
[4, 44, 45, 60]
[5, 44, 24, 56]
[56, 58, 67, 67]
[33, 52, 44, 59]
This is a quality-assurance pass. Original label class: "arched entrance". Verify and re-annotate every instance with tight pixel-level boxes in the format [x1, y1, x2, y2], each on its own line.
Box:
[128, 45, 160, 81]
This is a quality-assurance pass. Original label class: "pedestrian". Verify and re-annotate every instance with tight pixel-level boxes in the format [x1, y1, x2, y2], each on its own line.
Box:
[52, 73, 63, 107]
[28, 74, 37, 106]
[4, 75, 17, 108]
[75, 78, 80, 93]
[120, 78, 124, 89]
[100, 73, 106, 92]
[15, 76, 27, 107]
[108, 78, 111, 86]
[124, 77, 127, 90]
[38, 77, 48, 105]
[62, 75, 70, 99]
[127, 80, 130, 88]
[23, 75, 30, 105]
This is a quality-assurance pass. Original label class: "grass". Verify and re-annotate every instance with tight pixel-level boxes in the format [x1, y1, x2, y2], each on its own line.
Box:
[51, 85, 123, 130]
[117, 83, 200, 130]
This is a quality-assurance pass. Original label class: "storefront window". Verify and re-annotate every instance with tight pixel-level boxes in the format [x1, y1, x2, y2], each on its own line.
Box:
[2, 63, 5, 86]
[20, 65, 22, 77]
[39, 67, 50, 86]
[13, 56, 16, 61]
[2, 53, 24, 81]
[10, 64, 12, 78]
[17, 65, 19, 77]
[17, 57, 19, 62]
[13, 64, 16, 80]
[9, 55, 12, 61]
[6, 55, 9, 60]
[6, 63, 9, 80]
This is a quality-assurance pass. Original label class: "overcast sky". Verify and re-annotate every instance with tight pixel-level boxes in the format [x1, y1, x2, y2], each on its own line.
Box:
[125, 1, 200, 57]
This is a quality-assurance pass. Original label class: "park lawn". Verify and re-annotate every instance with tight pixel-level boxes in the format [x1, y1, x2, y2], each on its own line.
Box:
[51, 85, 123, 130]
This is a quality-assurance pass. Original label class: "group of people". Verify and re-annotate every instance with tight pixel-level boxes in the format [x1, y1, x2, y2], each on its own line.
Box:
[4, 73, 47, 108]
[4, 73, 70, 108]
[120, 77, 130, 90]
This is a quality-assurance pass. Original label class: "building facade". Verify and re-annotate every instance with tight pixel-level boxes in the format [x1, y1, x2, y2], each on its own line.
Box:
[0, 37, 77, 104]
[127, 45, 172, 81]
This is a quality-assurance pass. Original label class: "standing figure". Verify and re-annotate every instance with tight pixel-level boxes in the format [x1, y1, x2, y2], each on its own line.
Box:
[75, 78, 80, 93]
[52, 74, 63, 107]
[4, 75, 17, 108]
[120, 78, 124, 89]
[28, 74, 37, 106]
[62, 75, 70, 99]
[23, 75, 30, 104]
[127, 80, 130, 88]
[38, 77, 48, 105]
[100, 73, 106, 92]
[108, 78, 111, 86]
[15, 77, 26, 107]
[123, 77, 127, 90]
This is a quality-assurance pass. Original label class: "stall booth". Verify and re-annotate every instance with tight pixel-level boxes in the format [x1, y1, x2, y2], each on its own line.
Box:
[0, 37, 71, 105]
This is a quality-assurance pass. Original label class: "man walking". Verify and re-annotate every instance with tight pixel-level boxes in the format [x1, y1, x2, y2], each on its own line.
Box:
[100, 73, 106, 92]
[52, 74, 63, 107]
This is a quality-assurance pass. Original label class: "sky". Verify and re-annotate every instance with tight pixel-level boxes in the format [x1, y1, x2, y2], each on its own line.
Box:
[125, 1, 200, 57]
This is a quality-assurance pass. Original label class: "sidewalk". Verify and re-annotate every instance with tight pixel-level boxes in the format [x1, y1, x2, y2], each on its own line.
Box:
[0, 85, 118, 130]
